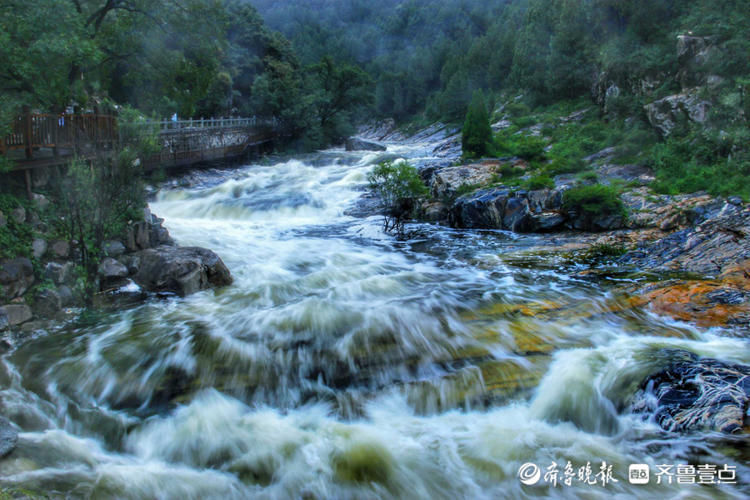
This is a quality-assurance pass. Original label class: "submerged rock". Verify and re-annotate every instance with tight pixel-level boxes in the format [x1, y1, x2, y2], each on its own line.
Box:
[632, 350, 749, 434]
[345, 137, 387, 152]
[134, 246, 233, 297]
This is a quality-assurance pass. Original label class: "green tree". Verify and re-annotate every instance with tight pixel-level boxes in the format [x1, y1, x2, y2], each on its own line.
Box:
[367, 160, 428, 236]
[462, 90, 492, 158]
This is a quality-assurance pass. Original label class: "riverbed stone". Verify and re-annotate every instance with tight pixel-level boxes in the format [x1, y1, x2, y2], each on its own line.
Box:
[98, 257, 130, 291]
[0, 416, 18, 458]
[0, 304, 33, 326]
[34, 289, 62, 317]
[32, 239, 48, 259]
[50, 240, 70, 259]
[134, 245, 233, 297]
[56, 285, 75, 307]
[0, 258, 35, 300]
[103, 240, 127, 257]
[632, 349, 749, 434]
[44, 261, 75, 286]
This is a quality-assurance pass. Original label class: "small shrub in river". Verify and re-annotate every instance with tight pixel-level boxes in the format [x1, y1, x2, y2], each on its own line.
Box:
[367, 160, 428, 236]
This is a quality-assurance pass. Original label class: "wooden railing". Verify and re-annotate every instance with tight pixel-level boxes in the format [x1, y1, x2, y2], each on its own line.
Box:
[1, 113, 119, 158]
[1, 112, 277, 174]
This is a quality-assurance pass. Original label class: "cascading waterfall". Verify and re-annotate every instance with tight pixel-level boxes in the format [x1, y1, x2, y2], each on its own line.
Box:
[0, 142, 747, 499]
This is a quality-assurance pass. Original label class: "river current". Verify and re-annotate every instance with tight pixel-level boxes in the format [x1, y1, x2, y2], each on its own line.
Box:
[1, 141, 748, 498]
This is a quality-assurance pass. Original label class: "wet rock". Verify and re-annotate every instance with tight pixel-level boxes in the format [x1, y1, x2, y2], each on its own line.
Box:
[0, 304, 33, 326]
[50, 240, 70, 259]
[430, 162, 498, 199]
[0, 416, 18, 457]
[502, 197, 533, 232]
[345, 137, 387, 152]
[11, 207, 26, 224]
[628, 260, 750, 330]
[450, 187, 567, 232]
[450, 187, 509, 229]
[620, 203, 750, 274]
[93, 280, 147, 310]
[34, 288, 62, 317]
[103, 240, 126, 257]
[0, 258, 35, 300]
[644, 88, 711, 137]
[32, 239, 47, 259]
[150, 223, 174, 247]
[420, 201, 449, 222]
[134, 245, 233, 297]
[56, 285, 75, 307]
[44, 261, 75, 286]
[632, 350, 749, 434]
[98, 258, 129, 289]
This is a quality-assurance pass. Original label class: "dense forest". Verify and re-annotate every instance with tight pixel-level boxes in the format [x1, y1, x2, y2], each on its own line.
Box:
[0, 0, 372, 149]
[2, 0, 749, 193]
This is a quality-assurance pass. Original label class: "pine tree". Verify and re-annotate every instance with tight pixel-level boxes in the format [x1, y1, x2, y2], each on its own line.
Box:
[462, 90, 492, 158]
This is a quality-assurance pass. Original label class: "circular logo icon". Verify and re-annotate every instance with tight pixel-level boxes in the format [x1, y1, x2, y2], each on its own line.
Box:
[518, 463, 541, 485]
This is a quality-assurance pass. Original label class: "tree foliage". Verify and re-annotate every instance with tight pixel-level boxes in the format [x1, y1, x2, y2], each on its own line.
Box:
[462, 91, 492, 158]
[367, 160, 428, 236]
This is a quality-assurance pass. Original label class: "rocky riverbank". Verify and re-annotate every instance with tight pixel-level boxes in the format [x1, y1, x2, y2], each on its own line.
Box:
[355, 115, 750, 435]
[0, 202, 232, 333]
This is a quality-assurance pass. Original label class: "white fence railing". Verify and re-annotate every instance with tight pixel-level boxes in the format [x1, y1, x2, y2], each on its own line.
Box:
[146, 117, 278, 132]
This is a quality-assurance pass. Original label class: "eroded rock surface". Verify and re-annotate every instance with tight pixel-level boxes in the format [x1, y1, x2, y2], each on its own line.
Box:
[632, 350, 749, 434]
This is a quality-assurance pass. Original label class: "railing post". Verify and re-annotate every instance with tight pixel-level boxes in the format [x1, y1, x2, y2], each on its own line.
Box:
[23, 106, 33, 159]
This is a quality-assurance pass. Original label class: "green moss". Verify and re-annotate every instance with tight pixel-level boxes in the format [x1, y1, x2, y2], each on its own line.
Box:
[333, 441, 394, 485]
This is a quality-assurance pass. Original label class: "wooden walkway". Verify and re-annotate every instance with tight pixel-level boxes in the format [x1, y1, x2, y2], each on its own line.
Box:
[1, 113, 277, 174]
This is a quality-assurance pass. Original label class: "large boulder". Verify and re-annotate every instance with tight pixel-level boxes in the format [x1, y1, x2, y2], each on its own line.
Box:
[98, 257, 129, 290]
[0, 258, 34, 300]
[430, 162, 498, 199]
[345, 137, 387, 152]
[632, 350, 749, 434]
[134, 246, 233, 297]
[449, 187, 567, 232]
[34, 288, 62, 318]
[44, 261, 76, 286]
[644, 88, 711, 137]
[0, 304, 33, 327]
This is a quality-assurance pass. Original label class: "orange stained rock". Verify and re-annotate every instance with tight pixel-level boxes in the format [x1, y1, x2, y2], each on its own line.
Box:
[639, 262, 750, 328]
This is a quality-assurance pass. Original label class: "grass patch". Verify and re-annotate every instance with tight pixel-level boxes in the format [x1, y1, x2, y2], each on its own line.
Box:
[562, 184, 626, 229]
[523, 175, 555, 190]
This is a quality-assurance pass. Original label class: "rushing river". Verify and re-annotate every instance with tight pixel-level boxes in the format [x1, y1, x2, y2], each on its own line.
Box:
[1, 141, 748, 499]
